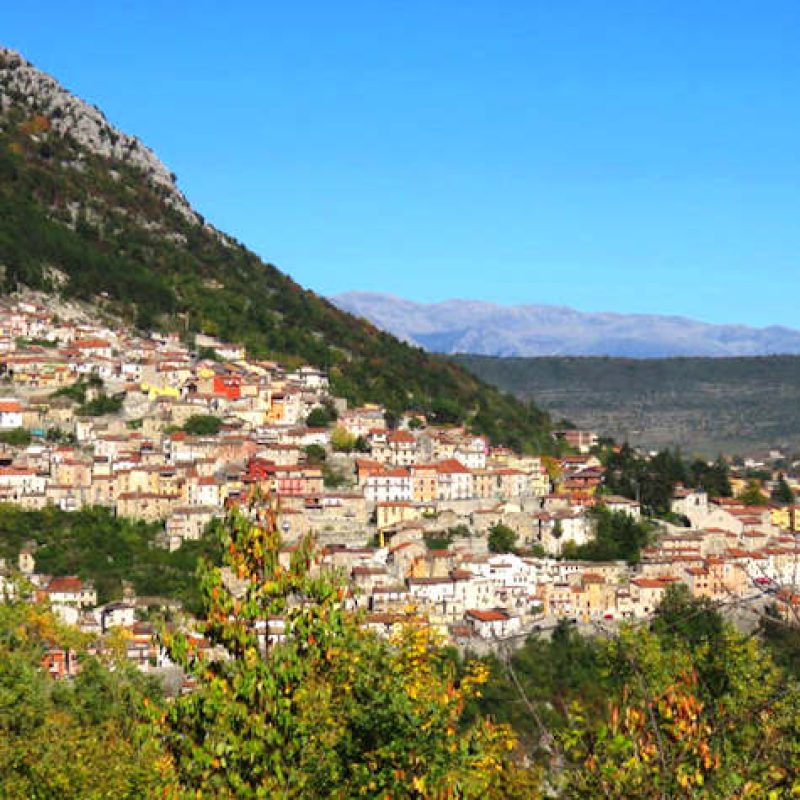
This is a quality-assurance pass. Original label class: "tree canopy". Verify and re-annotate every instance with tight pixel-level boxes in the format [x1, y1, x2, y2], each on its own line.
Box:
[0, 595, 166, 798]
[737, 479, 769, 506]
[488, 523, 518, 554]
[562, 507, 654, 564]
[154, 497, 527, 798]
[182, 414, 224, 436]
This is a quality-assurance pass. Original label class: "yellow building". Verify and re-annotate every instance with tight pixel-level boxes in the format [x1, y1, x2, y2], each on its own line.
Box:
[410, 464, 439, 503]
[376, 501, 424, 531]
[141, 383, 180, 401]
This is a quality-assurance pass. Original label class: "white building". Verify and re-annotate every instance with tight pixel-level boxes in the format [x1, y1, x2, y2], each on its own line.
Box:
[0, 399, 23, 429]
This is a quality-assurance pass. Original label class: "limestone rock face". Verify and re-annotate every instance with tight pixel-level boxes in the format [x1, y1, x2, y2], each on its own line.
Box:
[0, 47, 196, 222]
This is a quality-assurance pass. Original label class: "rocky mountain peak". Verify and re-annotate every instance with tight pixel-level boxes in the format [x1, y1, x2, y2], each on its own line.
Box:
[0, 46, 196, 222]
[333, 291, 800, 358]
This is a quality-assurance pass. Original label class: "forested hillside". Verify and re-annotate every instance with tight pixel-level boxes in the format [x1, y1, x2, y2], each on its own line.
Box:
[454, 354, 800, 454]
[0, 48, 556, 452]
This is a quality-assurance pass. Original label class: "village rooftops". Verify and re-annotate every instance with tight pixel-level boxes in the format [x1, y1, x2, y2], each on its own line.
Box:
[465, 608, 511, 622]
[631, 577, 679, 589]
[46, 576, 88, 593]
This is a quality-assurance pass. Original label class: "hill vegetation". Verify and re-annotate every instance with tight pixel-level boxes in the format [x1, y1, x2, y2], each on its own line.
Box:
[0, 49, 557, 453]
[0, 505, 219, 610]
[453, 354, 800, 454]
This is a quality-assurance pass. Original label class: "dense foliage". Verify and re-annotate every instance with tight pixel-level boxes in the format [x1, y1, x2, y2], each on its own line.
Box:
[561, 507, 654, 564]
[49, 375, 123, 416]
[0, 427, 31, 446]
[488, 523, 518, 554]
[0, 505, 220, 610]
[737, 479, 769, 506]
[181, 414, 223, 436]
[330, 426, 367, 453]
[305, 402, 338, 428]
[473, 585, 800, 797]
[760, 604, 800, 678]
[155, 498, 528, 798]
[772, 476, 795, 505]
[77, 391, 124, 417]
[3, 507, 800, 796]
[0, 70, 559, 453]
[0, 597, 166, 798]
[603, 444, 731, 515]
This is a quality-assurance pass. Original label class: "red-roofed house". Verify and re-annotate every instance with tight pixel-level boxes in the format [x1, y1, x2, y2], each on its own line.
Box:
[364, 467, 412, 504]
[72, 338, 113, 358]
[0, 398, 23, 429]
[465, 608, 520, 639]
[437, 459, 473, 501]
[44, 576, 97, 608]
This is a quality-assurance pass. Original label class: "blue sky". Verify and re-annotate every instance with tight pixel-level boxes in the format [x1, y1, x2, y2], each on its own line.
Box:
[3, 1, 799, 327]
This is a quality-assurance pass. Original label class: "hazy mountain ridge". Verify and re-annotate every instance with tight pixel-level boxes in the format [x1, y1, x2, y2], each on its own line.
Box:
[333, 291, 800, 358]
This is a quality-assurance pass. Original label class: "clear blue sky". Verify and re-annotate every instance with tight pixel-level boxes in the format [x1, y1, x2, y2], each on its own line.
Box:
[3, 1, 799, 327]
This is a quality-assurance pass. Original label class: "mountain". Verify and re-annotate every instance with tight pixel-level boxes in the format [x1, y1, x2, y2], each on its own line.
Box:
[332, 292, 800, 358]
[0, 47, 555, 451]
[453, 354, 800, 455]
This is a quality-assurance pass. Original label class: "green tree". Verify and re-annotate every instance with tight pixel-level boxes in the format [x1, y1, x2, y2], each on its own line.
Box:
[759, 604, 800, 677]
[470, 620, 604, 746]
[0, 427, 31, 447]
[737, 479, 769, 506]
[561, 624, 800, 798]
[305, 403, 337, 428]
[772, 475, 795, 505]
[154, 499, 528, 798]
[605, 447, 697, 515]
[650, 582, 724, 649]
[0, 505, 219, 609]
[570, 508, 653, 564]
[197, 346, 220, 361]
[0, 595, 166, 798]
[182, 414, 223, 436]
[488, 523, 518, 554]
[304, 443, 326, 465]
[77, 392, 124, 417]
[689, 456, 732, 498]
[322, 464, 348, 488]
[353, 435, 371, 453]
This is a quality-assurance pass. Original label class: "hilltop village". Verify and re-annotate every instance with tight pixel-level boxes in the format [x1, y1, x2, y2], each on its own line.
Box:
[0, 295, 799, 675]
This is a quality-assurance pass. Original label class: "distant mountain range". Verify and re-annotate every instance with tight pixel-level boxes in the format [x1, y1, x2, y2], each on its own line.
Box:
[333, 292, 800, 358]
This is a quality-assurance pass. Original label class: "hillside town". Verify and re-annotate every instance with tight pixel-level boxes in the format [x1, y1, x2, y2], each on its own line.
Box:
[0, 295, 799, 677]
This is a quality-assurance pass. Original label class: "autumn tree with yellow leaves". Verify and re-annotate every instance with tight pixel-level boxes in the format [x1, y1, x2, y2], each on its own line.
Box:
[557, 608, 800, 797]
[154, 497, 533, 799]
[0, 592, 165, 799]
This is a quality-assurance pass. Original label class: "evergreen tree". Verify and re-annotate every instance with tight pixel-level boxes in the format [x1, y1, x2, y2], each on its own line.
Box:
[772, 474, 795, 505]
[488, 523, 518, 554]
[737, 479, 769, 506]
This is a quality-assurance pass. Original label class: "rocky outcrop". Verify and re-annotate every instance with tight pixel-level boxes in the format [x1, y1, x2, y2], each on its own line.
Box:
[0, 47, 196, 222]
